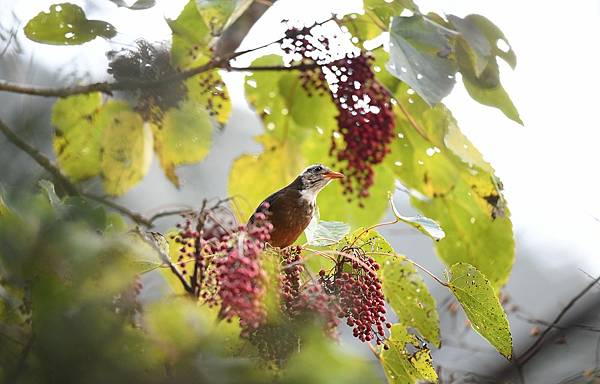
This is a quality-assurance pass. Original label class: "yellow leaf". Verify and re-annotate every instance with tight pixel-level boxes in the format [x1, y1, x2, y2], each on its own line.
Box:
[152, 99, 213, 186]
[99, 101, 152, 195]
[51, 92, 104, 181]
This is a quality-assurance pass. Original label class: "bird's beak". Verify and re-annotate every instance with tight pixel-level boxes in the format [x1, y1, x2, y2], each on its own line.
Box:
[323, 170, 344, 180]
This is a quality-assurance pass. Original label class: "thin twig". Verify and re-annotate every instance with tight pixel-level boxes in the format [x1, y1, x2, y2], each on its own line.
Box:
[0, 17, 334, 99]
[517, 275, 600, 365]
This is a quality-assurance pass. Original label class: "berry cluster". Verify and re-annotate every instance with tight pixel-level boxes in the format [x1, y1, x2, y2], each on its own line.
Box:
[282, 27, 396, 201]
[320, 249, 391, 347]
[215, 213, 272, 335]
[326, 54, 395, 200]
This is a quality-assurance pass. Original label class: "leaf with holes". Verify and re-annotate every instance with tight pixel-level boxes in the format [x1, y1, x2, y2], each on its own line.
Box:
[387, 15, 457, 105]
[449, 262, 513, 359]
[385, 79, 515, 289]
[382, 256, 440, 346]
[24, 3, 116, 45]
[99, 101, 152, 195]
[51, 93, 104, 181]
[381, 324, 437, 384]
[152, 99, 213, 186]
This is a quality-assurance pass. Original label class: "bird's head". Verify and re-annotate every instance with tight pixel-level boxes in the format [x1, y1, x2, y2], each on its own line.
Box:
[294, 164, 344, 198]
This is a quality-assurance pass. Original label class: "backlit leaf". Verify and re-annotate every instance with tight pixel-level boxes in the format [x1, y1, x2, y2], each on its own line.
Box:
[305, 218, 350, 247]
[24, 3, 116, 45]
[337, 228, 394, 264]
[168, 0, 211, 69]
[447, 14, 491, 77]
[382, 256, 440, 346]
[381, 324, 437, 384]
[364, 0, 418, 28]
[99, 101, 152, 195]
[196, 0, 236, 35]
[387, 80, 515, 288]
[449, 263, 513, 359]
[389, 193, 445, 241]
[387, 15, 457, 105]
[51, 92, 103, 181]
[152, 98, 213, 186]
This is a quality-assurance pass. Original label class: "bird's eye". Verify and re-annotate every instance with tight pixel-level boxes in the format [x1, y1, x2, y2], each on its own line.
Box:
[314, 165, 324, 172]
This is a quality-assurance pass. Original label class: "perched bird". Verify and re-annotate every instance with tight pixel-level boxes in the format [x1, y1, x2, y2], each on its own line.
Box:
[249, 164, 344, 248]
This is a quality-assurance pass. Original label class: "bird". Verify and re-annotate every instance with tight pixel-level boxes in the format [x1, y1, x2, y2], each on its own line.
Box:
[248, 164, 344, 248]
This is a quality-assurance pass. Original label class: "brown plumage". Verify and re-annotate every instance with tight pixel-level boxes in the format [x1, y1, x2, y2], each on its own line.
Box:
[249, 164, 343, 248]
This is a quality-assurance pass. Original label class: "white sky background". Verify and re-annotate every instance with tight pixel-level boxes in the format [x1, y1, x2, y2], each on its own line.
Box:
[3, 0, 600, 273]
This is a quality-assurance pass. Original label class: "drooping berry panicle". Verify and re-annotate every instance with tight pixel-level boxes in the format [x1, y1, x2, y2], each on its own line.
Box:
[320, 248, 391, 346]
[281, 25, 396, 202]
[213, 210, 272, 336]
[279, 246, 341, 336]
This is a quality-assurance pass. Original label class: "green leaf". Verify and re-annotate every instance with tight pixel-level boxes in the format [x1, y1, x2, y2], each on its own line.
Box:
[381, 324, 437, 384]
[448, 263, 512, 359]
[24, 3, 116, 45]
[186, 72, 231, 127]
[389, 193, 444, 241]
[337, 228, 394, 265]
[389, 82, 515, 288]
[196, 0, 236, 36]
[364, 0, 418, 28]
[98, 101, 152, 196]
[168, 0, 211, 69]
[152, 98, 213, 186]
[51, 92, 104, 181]
[382, 256, 440, 346]
[109, 0, 156, 10]
[387, 15, 457, 105]
[447, 15, 491, 77]
[459, 53, 522, 124]
[465, 14, 516, 69]
[341, 13, 385, 41]
[305, 214, 350, 247]
[451, 17, 522, 124]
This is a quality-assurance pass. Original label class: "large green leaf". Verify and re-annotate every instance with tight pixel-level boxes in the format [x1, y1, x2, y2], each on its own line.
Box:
[98, 101, 152, 195]
[448, 263, 512, 359]
[337, 228, 394, 263]
[168, 0, 211, 69]
[381, 324, 437, 384]
[387, 15, 457, 105]
[24, 3, 116, 45]
[382, 256, 440, 346]
[51, 93, 104, 181]
[385, 79, 515, 288]
[151, 98, 213, 186]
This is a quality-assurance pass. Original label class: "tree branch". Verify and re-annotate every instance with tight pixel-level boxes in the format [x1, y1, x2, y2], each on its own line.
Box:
[516, 275, 600, 366]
